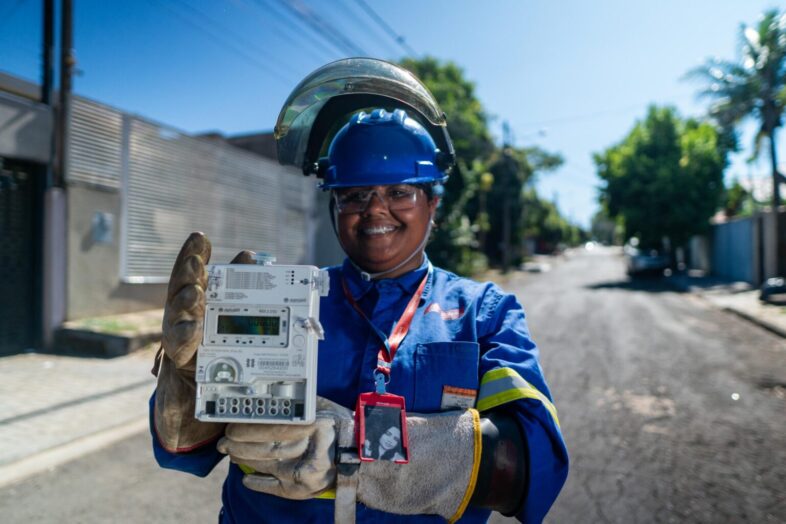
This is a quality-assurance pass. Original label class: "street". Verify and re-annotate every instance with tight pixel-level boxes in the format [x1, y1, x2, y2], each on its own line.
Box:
[2, 247, 785, 523]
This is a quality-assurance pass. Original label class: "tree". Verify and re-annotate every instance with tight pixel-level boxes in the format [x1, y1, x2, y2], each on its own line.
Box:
[480, 146, 563, 267]
[723, 178, 752, 217]
[521, 189, 584, 253]
[595, 106, 727, 251]
[688, 9, 786, 273]
[400, 57, 495, 274]
[400, 57, 570, 274]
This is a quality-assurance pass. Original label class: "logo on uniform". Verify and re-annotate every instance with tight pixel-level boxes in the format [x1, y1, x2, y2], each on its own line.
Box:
[424, 303, 464, 320]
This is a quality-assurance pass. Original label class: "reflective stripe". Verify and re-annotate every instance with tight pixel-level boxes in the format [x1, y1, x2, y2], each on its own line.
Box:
[315, 489, 336, 500]
[448, 409, 482, 524]
[477, 367, 560, 428]
[237, 464, 337, 500]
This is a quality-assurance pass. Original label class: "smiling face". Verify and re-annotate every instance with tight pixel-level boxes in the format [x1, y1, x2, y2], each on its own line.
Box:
[335, 185, 438, 279]
[379, 426, 401, 451]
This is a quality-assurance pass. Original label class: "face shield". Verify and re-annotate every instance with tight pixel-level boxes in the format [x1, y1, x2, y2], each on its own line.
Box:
[274, 58, 454, 175]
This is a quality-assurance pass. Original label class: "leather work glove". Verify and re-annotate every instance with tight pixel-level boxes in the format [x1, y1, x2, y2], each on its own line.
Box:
[217, 397, 355, 499]
[153, 232, 254, 452]
[218, 397, 482, 523]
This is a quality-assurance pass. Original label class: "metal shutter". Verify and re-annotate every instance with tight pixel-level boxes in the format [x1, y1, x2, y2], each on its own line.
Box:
[68, 97, 123, 189]
[122, 118, 285, 282]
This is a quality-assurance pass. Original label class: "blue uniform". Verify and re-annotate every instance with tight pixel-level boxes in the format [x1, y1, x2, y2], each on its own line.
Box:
[151, 257, 568, 523]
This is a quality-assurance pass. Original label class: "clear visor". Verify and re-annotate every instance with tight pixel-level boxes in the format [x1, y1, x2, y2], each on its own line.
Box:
[274, 58, 447, 170]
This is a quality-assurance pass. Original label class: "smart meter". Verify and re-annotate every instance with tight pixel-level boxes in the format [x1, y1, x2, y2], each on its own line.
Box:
[194, 259, 329, 424]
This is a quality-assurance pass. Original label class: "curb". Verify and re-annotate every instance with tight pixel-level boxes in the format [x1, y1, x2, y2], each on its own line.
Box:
[720, 306, 786, 339]
[0, 417, 149, 489]
[666, 276, 786, 340]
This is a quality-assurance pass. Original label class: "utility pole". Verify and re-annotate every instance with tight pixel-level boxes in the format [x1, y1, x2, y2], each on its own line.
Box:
[500, 121, 514, 273]
[43, 0, 55, 188]
[43, 0, 73, 348]
[56, 0, 74, 188]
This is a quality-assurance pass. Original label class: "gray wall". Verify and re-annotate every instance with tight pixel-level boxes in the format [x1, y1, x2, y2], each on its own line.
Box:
[64, 96, 321, 320]
[67, 185, 167, 318]
[0, 91, 53, 164]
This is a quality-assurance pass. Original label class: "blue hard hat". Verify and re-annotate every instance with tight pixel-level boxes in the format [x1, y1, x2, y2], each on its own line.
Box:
[320, 108, 449, 190]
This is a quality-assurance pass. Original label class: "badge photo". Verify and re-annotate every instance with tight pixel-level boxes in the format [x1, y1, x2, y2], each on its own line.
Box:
[355, 392, 409, 464]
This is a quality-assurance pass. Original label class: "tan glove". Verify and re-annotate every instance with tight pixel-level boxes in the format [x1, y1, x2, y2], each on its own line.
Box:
[217, 397, 355, 499]
[153, 232, 255, 452]
[218, 396, 482, 523]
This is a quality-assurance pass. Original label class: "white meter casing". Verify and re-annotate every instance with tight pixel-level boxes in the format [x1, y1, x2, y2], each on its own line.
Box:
[195, 262, 329, 424]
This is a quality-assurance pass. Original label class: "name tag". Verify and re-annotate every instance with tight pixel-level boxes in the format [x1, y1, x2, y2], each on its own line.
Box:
[440, 385, 477, 410]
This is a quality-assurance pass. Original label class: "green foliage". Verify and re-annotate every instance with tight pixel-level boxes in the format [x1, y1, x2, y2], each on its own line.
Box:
[723, 178, 753, 217]
[401, 56, 577, 273]
[480, 147, 564, 264]
[688, 8, 786, 204]
[521, 189, 584, 253]
[595, 106, 726, 249]
[400, 57, 495, 163]
[590, 209, 622, 245]
[400, 57, 493, 274]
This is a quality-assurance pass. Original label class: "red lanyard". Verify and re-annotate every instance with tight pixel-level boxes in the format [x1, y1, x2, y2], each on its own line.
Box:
[341, 270, 430, 379]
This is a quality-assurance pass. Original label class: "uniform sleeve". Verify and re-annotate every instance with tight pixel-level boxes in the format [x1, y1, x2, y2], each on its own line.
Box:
[149, 393, 225, 477]
[476, 285, 568, 523]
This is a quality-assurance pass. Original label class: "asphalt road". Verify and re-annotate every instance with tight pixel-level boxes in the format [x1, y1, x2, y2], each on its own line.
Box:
[2, 247, 784, 523]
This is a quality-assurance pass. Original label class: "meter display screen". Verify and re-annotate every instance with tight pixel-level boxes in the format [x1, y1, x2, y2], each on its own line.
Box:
[217, 315, 280, 336]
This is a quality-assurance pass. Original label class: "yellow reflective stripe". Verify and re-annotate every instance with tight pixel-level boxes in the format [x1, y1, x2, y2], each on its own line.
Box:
[477, 367, 560, 428]
[237, 464, 336, 499]
[449, 409, 482, 524]
[315, 489, 336, 500]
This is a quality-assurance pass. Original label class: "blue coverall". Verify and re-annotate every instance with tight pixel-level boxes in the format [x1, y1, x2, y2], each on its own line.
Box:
[151, 256, 568, 523]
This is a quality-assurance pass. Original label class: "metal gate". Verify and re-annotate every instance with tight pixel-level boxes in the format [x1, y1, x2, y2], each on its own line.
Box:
[0, 159, 41, 354]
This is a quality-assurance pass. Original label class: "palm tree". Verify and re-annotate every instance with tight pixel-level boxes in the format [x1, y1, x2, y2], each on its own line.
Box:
[691, 10, 786, 205]
[689, 9, 786, 274]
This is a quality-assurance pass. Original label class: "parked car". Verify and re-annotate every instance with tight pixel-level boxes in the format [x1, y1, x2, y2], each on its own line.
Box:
[760, 277, 786, 305]
[624, 242, 670, 276]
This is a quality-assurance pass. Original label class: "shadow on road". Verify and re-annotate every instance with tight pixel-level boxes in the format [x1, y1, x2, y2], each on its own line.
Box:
[586, 275, 681, 293]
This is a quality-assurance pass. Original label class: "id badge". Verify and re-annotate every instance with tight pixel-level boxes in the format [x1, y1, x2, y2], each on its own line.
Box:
[355, 392, 409, 464]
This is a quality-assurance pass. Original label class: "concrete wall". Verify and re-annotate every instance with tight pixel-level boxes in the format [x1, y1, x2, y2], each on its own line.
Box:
[688, 235, 711, 273]
[311, 190, 346, 269]
[67, 185, 166, 319]
[0, 91, 53, 164]
[761, 208, 786, 279]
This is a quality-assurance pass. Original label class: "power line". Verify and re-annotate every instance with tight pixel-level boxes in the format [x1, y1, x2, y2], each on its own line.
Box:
[237, 0, 336, 63]
[248, 0, 338, 63]
[352, 0, 417, 57]
[276, 0, 367, 56]
[170, 0, 302, 78]
[334, 0, 400, 57]
[148, 0, 294, 86]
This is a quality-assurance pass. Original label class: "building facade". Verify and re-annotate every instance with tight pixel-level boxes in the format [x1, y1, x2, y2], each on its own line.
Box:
[0, 72, 342, 355]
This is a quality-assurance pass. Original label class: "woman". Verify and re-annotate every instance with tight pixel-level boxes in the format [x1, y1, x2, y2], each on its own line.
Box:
[151, 59, 568, 523]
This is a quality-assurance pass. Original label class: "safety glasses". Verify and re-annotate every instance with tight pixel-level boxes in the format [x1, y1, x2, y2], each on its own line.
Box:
[333, 184, 421, 215]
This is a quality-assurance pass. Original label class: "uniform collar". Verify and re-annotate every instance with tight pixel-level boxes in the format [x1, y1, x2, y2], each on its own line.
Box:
[341, 255, 431, 301]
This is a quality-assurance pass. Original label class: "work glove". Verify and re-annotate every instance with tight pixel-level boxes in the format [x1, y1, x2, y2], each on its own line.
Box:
[217, 397, 355, 499]
[153, 232, 254, 452]
[218, 397, 482, 523]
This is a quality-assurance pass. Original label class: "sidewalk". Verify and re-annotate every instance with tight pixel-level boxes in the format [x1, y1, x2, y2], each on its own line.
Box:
[0, 342, 158, 488]
[669, 272, 786, 339]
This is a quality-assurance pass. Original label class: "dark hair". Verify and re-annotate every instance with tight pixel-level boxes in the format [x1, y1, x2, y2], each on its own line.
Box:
[414, 182, 443, 202]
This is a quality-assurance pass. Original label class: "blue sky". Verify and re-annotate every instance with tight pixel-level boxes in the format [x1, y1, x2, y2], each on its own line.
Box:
[3, 0, 783, 227]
